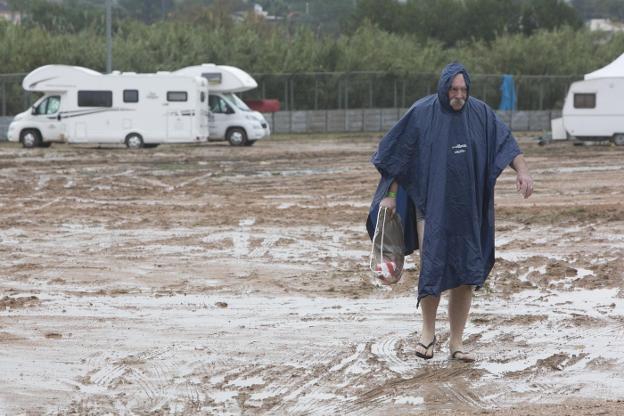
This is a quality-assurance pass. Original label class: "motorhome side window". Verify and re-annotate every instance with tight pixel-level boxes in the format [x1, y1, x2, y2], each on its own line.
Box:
[167, 91, 188, 102]
[34, 96, 60, 115]
[123, 90, 139, 103]
[209, 95, 231, 114]
[78, 91, 113, 107]
[573, 93, 596, 109]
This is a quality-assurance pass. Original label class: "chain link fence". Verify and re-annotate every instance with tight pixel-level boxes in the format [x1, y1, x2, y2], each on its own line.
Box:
[242, 72, 581, 112]
[1, 71, 582, 116]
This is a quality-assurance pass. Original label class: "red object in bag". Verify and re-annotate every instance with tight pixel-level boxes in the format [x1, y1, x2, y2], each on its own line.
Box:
[375, 260, 397, 279]
[369, 207, 405, 285]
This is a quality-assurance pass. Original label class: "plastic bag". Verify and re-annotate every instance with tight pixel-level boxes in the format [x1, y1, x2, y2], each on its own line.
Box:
[369, 206, 405, 284]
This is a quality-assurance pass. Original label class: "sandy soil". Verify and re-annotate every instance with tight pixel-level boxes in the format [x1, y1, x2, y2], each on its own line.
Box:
[0, 135, 623, 415]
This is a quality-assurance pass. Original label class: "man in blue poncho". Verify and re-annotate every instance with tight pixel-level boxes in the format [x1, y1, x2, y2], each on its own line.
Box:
[367, 62, 533, 362]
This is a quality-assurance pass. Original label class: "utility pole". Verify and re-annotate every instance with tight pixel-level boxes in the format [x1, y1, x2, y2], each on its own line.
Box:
[106, 0, 112, 73]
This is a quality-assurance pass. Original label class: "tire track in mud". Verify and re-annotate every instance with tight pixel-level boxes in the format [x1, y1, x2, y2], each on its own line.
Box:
[265, 342, 372, 415]
[90, 363, 127, 388]
[335, 359, 492, 414]
[263, 339, 491, 415]
[81, 345, 180, 410]
[370, 334, 412, 376]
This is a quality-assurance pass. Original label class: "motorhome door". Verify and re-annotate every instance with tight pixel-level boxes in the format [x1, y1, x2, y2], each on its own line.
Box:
[33, 95, 65, 141]
[208, 94, 232, 139]
[165, 91, 193, 141]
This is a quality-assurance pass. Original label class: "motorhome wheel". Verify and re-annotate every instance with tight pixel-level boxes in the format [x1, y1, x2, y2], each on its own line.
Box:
[126, 133, 144, 149]
[20, 130, 41, 148]
[613, 134, 624, 146]
[227, 128, 248, 146]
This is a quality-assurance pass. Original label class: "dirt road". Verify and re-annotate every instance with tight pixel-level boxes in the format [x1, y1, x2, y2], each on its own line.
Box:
[0, 136, 623, 415]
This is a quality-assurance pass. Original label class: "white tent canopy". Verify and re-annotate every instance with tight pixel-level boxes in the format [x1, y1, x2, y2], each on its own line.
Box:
[584, 52, 624, 79]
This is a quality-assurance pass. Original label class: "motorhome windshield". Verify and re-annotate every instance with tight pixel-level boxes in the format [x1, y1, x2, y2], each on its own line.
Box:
[33, 96, 60, 115]
[223, 93, 251, 112]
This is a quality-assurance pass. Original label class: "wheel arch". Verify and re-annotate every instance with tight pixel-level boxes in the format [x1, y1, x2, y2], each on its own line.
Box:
[225, 126, 247, 138]
[20, 127, 42, 143]
[124, 131, 144, 142]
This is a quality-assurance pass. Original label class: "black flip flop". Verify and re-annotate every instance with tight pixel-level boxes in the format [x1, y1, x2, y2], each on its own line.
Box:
[451, 350, 475, 362]
[415, 336, 436, 360]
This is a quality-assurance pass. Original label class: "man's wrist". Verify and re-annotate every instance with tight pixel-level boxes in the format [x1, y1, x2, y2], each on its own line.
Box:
[386, 191, 397, 198]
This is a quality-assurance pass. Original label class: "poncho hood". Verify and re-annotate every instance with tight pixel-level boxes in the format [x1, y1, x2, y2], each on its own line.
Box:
[437, 62, 471, 113]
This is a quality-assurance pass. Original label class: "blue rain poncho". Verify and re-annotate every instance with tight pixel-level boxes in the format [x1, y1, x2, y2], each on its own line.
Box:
[366, 62, 522, 303]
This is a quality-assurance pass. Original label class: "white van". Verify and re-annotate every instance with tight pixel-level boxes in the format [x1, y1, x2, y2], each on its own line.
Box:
[550, 53, 624, 145]
[174, 64, 270, 146]
[8, 65, 209, 148]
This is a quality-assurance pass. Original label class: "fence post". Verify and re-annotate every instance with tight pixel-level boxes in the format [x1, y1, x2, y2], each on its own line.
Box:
[393, 78, 398, 108]
[345, 75, 349, 111]
[314, 77, 318, 111]
[337, 78, 341, 109]
[289, 77, 295, 111]
[325, 109, 328, 133]
[401, 80, 406, 108]
[345, 75, 349, 132]
[1, 81, 5, 116]
[283, 78, 289, 111]
[23, 87, 29, 110]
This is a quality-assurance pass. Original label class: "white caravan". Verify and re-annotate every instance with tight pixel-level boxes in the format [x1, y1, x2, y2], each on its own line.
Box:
[8, 65, 209, 148]
[174, 64, 270, 146]
[550, 52, 624, 145]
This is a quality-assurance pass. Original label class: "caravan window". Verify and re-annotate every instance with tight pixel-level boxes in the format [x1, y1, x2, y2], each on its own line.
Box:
[123, 90, 139, 103]
[573, 93, 596, 109]
[78, 91, 113, 107]
[167, 91, 188, 102]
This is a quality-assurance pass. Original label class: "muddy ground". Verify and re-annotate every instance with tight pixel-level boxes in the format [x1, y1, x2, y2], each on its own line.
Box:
[0, 135, 623, 415]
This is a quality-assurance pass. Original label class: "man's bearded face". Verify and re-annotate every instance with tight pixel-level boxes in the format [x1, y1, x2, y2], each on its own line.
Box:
[448, 74, 467, 111]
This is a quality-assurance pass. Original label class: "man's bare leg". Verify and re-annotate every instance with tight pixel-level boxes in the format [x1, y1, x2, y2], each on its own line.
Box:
[448, 285, 475, 361]
[415, 219, 439, 358]
[416, 295, 440, 357]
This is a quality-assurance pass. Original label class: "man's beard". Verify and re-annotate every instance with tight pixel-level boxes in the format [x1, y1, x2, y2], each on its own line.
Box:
[450, 97, 466, 109]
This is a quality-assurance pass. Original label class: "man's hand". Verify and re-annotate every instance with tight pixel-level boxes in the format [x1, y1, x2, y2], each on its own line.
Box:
[516, 172, 534, 199]
[379, 197, 396, 215]
[510, 154, 533, 199]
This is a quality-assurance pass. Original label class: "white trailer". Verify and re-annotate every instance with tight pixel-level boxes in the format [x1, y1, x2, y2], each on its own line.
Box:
[8, 65, 209, 148]
[550, 52, 624, 145]
[174, 64, 270, 146]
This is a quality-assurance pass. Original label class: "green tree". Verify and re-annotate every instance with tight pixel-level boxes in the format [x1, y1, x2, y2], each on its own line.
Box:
[7, 0, 102, 33]
[519, 0, 582, 36]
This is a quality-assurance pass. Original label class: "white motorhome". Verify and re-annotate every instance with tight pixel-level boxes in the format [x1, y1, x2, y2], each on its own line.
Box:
[551, 52, 624, 145]
[174, 64, 270, 146]
[8, 65, 209, 148]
